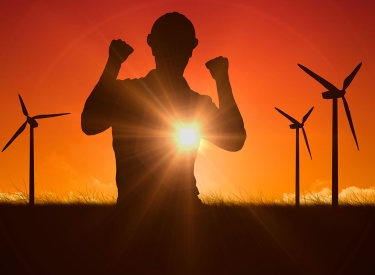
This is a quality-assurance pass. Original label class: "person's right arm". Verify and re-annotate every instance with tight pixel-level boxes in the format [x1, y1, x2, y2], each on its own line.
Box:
[81, 39, 134, 135]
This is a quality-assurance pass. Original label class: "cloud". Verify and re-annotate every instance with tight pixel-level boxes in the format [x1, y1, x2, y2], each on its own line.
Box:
[43, 152, 78, 176]
[41, 152, 117, 202]
[276, 188, 332, 204]
[68, 176, 117, 203]
[276, 186, 375, 205]
[75, 176, 116, 193]
[313, 179, 330, 186]
[339, 186, 375, 204]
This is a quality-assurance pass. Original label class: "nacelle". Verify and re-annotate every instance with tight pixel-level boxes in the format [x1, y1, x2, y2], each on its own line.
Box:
[322, 90, 346, 99]
[289, 123, 303, 129]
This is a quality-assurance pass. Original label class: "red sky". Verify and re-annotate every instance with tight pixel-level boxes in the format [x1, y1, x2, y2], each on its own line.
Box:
[1, 0, 375, 202]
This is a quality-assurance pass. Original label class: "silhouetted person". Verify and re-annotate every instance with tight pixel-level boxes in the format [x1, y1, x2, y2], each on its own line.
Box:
[81, 12, 246, 211]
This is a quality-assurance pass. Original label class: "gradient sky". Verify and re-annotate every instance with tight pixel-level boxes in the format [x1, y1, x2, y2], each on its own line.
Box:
[1, 0, 375, 202]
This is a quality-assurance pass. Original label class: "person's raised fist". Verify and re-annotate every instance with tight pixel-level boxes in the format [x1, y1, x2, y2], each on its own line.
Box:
[205, 56, 229, 80]
[109, 39, 134, 63]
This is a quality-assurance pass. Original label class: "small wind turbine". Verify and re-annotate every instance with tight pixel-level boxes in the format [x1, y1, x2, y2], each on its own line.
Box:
[275, 107, 314, 206]
[298, 63, 361, 206]
[2, 95, 69, 206]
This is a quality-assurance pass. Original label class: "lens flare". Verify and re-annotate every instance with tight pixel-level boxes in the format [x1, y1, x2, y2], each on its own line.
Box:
[175, 124, 200, 149]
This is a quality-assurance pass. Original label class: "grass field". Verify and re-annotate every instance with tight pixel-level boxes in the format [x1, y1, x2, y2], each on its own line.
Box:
[1, 191, 375, 274]
[2, 188, 375, 206]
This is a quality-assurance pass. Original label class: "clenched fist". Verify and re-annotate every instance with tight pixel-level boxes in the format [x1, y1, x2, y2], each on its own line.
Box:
[205, 56, 229, 81]
[109, 39, 134, 63]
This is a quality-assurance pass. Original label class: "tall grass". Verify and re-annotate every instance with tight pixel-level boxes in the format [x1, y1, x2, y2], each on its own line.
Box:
[1, 188, 375, 206]
[201, 189, 375, 206]
[0, 190, 116, 205]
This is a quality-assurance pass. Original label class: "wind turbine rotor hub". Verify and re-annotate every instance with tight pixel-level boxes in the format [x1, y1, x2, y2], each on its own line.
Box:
[27, 117, 38, 128]
[289, 123, 302, 129]
[322, 90, 346, 99]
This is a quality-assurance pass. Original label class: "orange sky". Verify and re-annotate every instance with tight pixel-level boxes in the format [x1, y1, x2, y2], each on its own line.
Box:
[1, 0, 375, 202]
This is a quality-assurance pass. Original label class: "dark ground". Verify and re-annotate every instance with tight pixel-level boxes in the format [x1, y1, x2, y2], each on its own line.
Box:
[0, 204, 375, 274]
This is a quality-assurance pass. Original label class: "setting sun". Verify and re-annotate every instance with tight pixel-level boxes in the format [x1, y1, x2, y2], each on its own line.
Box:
[175, 124, 200, 150]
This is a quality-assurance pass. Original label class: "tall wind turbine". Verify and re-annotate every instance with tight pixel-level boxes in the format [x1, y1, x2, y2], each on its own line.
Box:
[275, 107, 313, 206]
[2, 95, 69, 205]
[298, 63, 361, 206]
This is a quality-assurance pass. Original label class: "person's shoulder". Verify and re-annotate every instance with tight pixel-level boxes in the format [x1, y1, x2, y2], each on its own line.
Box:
[120, 77, 146, 88]
[190, 91, 216, 107]
[117, 77, 149, 96]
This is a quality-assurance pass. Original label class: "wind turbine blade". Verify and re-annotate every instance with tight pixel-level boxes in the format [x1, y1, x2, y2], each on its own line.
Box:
[302, 127, 312, 160]
[2, 121, 27, 152]
[275, 108, 299, 124]
[33, 113, 70, 119]
[343, 62, 362, 90]
[302, 107, 314, 123]
[342, 96, 359, 150]
[18, 95, 28, 116]
[297, 64, 339, 91]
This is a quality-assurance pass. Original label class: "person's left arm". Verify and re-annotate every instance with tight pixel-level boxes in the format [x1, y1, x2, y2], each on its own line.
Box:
[201, 56, 246, 152]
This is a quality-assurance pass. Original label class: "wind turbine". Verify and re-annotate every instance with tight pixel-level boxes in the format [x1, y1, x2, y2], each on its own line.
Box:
[275, 107, 313, 206]
[2, 95, 69, 206]
[298, 63, 361, 206]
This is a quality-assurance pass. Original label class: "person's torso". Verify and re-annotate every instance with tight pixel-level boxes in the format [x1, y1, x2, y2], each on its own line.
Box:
[111, 71, 208, 192]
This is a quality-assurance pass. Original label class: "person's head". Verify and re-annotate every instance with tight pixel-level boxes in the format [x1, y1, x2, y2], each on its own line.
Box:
[147, 12, 198, 75]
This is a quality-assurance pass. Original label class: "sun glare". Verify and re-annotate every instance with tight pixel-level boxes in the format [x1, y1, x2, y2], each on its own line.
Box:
[175, 124, 200, 150]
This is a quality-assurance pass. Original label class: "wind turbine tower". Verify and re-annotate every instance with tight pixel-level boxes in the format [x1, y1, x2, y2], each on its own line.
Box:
[2, 95, 70, 205]
[275, 107, 313, 206]
[298, 63, 361, 206]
